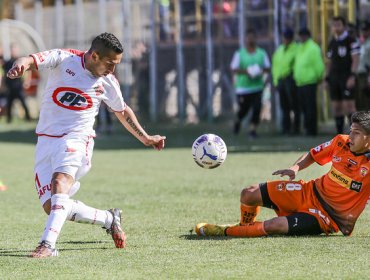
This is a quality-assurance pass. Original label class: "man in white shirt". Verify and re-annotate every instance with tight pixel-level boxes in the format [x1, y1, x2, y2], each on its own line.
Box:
[7, 33, 166, 258]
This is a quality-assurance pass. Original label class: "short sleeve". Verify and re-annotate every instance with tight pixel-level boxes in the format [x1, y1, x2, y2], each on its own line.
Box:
[230, 52, 240, 70]
[103, 74, 126, 112]
[30, 49, 68, 70]
[310, 136, 338, 165]
[262, 50, 271, 69]
[350, 38, 360, 56]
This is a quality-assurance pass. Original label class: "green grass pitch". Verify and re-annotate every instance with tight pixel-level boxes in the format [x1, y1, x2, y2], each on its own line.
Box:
[0, 121, 369, 279]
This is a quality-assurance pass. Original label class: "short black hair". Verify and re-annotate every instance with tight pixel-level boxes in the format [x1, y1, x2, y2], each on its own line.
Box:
[351, 111, 370, 135]
[246, 28, 256, 36]
[332, 16, 346, 26]
[298, 27, 311, 37]
[89, 32, 123, 57]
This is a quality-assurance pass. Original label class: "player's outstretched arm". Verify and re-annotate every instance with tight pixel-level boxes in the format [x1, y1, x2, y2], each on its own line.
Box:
[272, 152, 315, 181]
[6, 56, 36, 79]
[114, 106, 166, 150]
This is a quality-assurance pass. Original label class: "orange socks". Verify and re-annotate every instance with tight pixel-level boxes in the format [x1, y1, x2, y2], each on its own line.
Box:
[240, 204, 260, 225]
[225, 222, 267, 237]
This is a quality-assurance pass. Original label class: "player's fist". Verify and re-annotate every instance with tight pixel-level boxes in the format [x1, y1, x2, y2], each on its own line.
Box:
[7, 64, 25, 79]
[145, 135, 166, 151]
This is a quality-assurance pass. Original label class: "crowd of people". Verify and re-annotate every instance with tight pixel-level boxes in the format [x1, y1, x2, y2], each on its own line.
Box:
[231, 16, 370, 138]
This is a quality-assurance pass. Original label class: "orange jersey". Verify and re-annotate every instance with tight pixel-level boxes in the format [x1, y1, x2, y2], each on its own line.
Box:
[310, 134, 370, 235]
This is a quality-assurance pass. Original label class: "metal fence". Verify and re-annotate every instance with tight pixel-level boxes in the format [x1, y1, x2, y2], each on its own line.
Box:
[1, 0, 370, 124]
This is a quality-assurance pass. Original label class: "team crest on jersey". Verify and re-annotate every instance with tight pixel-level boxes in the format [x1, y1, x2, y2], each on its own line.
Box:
[360, 166, 368, 177]
[338, 46, 347, 57]
[332, 155, 341, 162]
[52, 87, 93, 111]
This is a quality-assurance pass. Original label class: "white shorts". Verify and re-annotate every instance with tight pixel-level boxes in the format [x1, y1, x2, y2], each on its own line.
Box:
[34, 133, 94, 206]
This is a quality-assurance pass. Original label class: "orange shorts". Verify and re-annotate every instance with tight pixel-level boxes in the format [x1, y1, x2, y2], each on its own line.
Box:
[264, 180, 339, 234]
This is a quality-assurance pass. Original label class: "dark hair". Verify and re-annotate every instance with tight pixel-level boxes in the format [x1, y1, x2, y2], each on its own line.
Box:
[283, 28, 294, 39]
[89, 32, 123, 57]
[332, 16, 346, 26]
[298, 27, 311, 37]
[246, 28, 256, 36]
[351, 111, 370, 135]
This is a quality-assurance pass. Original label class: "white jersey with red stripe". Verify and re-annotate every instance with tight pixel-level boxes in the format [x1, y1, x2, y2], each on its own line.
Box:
[31, 49, 126, 137]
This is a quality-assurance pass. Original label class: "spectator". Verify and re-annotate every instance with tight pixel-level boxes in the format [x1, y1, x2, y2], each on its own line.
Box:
[272, 28, 299, 135]
[326, 16, 360, 134]
[293, 27, 324, 136]
[230, 28, 270, 138]
[158, 0, 171, 41]
[356, 20, 370, 110]
[3, 44, 31, 123]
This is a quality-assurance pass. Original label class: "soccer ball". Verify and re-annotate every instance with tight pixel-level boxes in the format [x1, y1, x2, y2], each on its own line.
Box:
[192, 134, 227, 169]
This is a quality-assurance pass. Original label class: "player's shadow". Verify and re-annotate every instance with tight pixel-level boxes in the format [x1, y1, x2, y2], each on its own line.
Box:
[59, 240, 110, 245]
[179, 229, 232, 240]
[0, 242, 111, 258]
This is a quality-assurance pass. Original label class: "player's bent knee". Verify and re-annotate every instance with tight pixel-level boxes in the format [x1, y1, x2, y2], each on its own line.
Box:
[43, 199, 51, 215]
[264, 217, 289, 235]
[240, 184, 260, 205]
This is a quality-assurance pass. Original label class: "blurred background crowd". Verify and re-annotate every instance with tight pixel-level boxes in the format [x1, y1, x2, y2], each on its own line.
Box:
[0, 0, 370, 138]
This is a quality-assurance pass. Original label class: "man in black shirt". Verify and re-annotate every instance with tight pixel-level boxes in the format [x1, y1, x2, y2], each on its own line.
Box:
[3, 44, 31, 123]
[326, 16, 360, 134]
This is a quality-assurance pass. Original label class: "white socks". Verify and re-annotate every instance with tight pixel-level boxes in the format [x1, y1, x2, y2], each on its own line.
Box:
[40, 194, 113, 248]
[41, 194, 72, 247]
[67, 200, 113, 229]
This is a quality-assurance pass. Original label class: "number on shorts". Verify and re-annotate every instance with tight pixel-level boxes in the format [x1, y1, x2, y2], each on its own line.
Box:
[286, 183, 302, 191]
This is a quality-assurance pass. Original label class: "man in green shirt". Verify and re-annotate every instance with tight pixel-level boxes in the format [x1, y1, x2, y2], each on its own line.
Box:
[293, 27, 324, 136]
[272, 28, 299, 135]
[356, 20, 370, 110]
[230, 28, 270, 138]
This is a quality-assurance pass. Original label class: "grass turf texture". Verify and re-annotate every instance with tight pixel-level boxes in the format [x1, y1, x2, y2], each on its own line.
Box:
[0, 121, 369, 279]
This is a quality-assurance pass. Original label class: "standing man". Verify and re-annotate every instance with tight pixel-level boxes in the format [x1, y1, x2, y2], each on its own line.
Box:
[3, 44, 31, 123]
[293, 27, 324, 136]
[326, 16, 360, 134]
[272, 28, 299, 135]
[7, 33, 166, 258]
[356, 20, 370, 111]
[230, 28, 270, 138]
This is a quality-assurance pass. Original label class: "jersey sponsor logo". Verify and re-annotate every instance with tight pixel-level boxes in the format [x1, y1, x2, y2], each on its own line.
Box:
[328, 166, 362, 192]
[66, 69, 76, 76]
[347, 159, 358, 166]
[360, 166, 368, 177]
[350, 181, 362, 192]
[35, 173, 51, 199]
[52, 87, 93, 111]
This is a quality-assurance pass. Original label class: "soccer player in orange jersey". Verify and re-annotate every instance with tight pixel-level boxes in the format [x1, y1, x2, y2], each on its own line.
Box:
[196, 111, 370, 237]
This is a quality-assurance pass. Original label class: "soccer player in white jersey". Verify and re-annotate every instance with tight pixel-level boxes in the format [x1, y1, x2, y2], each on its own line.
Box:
[7, 33, 166, 258]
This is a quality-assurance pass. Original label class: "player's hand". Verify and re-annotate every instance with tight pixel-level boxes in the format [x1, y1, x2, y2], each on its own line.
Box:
[145, 135, 166, 151]
[7, 64, 25, 79]
[272, 167, 297, 181]
[346, 75, 356, 89]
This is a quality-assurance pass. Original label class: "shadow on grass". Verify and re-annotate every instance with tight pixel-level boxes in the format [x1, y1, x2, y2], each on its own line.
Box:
[0, 245, 111, 258]
[179, 231, 344, 240]
[58, 240, 110, 245]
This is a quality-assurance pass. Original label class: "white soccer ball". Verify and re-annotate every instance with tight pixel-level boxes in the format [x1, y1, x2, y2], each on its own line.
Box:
[192, 134, 227, 169]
